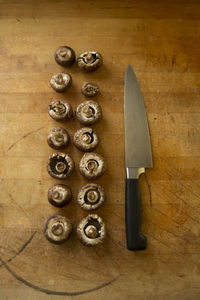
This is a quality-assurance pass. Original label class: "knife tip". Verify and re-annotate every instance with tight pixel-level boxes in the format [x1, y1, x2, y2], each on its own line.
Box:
[126, 64, 133, 73]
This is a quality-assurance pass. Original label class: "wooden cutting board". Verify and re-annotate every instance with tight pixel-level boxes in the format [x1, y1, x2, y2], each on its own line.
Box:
[0, 1, 200, 299]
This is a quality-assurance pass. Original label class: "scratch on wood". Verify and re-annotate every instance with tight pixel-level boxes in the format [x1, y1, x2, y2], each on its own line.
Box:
[9, 193, 30, 217]
[167, 189, 200, 224]
[0, 231, 36, 268]
[5, 127, 44, 154]
[106, 231, 124, 251]
[100, 6, 133, 9]
[111, 210, 124, 222]
[9, 193, 44, 222]
[148, 233, 179, 253]
[144, 173, 152, 206]
[92, 246, 101, 258]
[149, 216, 187, 242]
[0, 255, 118, 296]
[7, 231, 36, 262]
[174, 179, 200, 206]
[147, 219, 187, 256]
[171, 54, 176, 68]
[151, 205, 191, 234]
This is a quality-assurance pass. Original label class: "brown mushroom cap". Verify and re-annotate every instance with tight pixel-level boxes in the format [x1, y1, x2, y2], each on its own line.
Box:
[75, 100, 102, 125]
[47, 152, 74, 179]
[44, 214, 73, 244]
[50, 72, 72, 92]
[81, 82, 99, 97]
[79, 152, 106, 180]
[73, 127, 99, 152]
[48, 184, 72, 207]
[77, 214, 106, 246]
[77, 183, 105, 211]
[47, 127, 69, 150]
[54, 46, 75, 67]
[77, 51, 102, 72]
[48, 100, 72, 122]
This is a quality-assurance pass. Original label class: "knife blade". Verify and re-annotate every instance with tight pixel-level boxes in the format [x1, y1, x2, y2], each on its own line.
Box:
[124, 65, 153, 250]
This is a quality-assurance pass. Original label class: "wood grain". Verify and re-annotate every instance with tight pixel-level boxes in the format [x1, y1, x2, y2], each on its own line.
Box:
[0, 0, 200, 299]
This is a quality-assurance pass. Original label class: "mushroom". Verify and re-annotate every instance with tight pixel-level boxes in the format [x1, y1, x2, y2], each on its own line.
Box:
[73, 127, 99, 152]
[44, 214, 72, 244]
[77, 214, 106, 246]
[48, 100, 72, 122]
[48, 184, 72, 207]
[79, 152, 105, 180]
[47, 127, 69, 150]
[77, 183, 105, 211]
[47, 152, 74, 179]
[77, 51, 102, 72]
[75, 100, 102, 125]
[81, 82, 99, 97]
[50, 72, 72, 92]
[54, 46, 75, 67]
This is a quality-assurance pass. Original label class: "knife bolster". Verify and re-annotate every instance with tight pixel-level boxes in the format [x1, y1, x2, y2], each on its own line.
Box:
[126, 167, 145, 179]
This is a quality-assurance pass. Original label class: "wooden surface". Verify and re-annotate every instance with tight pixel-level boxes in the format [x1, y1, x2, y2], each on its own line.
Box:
[0, 0, 200, 299]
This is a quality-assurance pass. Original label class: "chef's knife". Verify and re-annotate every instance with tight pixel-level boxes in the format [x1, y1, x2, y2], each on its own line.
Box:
[124, 65, 153, 250]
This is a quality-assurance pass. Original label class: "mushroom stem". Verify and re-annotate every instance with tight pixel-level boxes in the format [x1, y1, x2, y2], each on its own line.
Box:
[55, 103, 66, 114]
[56, 74, 64, 84]
[56, 162, 67, 173]
[82, 105, 93, 117]
[55, 133, 64, 143]
[85, 52, 93, 62]
[87, 190, 98, 202]
[82, 133, 91, 143]
[87, 160, 97, 173]
[86, 85, 94, 92]
[85, 225, 98, 238]
[53, 191, 60, 199]
[51, 222, 64, 236]
[59, 50, 67, 57]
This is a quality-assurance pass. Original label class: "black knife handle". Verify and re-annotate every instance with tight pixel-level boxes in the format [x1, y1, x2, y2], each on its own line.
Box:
[125, 178, 147, 250]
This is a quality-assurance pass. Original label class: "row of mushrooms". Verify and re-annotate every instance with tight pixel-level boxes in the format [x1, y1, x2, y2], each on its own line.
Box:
[44, 47, 106, 246]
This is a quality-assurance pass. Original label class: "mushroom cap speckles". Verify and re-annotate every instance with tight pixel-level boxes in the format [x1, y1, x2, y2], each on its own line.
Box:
[75, 100, 102, 125]
[54, 46, 75, 67]
[79, 152, 106, 180]
[47, 152, 75, 179]
[44, 214, 73, 244]
[76, 214, 106, 246]
[50, 72, 72, 92]
[77, 183, 105, 211]
[73, 127, 99, 152]
[77, 51, 102, 72]
[48, 100, 72, 122]
[81, 82, 99, 97]
[47, 127, 69, 150]
[48, 184, 72, 207]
